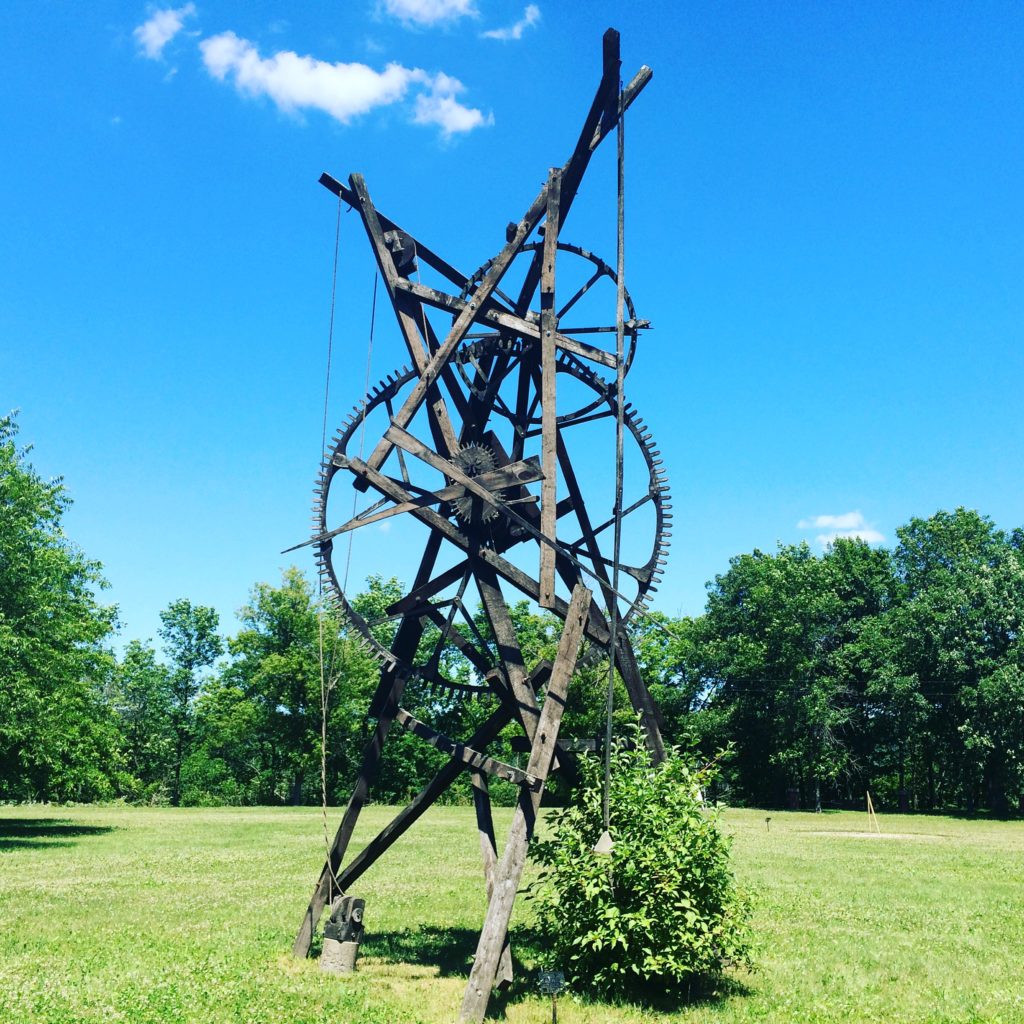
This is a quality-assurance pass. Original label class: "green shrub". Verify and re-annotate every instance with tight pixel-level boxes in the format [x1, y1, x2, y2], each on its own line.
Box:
[526, 725, 753, 998]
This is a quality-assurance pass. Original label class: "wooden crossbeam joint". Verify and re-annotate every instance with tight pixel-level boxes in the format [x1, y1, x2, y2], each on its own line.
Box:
[395, 708, 540, 790]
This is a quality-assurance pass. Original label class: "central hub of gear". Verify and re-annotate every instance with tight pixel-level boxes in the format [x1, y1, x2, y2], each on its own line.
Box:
[451, 443, 503, 524]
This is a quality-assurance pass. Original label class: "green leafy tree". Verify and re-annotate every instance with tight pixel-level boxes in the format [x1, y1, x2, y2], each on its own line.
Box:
[113, 640, 176, 801]
[219, 567, 380, 804]
[886, 509, 1024, 810]
[0, 412, 120, 801]
[696, 544, 838, 806]
[158, 598, 223, 804]
[693, 539, 898, 808]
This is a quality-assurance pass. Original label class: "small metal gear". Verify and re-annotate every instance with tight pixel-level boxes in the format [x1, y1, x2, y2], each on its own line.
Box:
[451, 443, 502, 524]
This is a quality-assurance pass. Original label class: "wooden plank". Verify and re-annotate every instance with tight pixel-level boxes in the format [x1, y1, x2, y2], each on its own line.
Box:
[394, 707, 539, 790]
[329, 660, 552, 896]
[539, 168, 561, 609]
[348, 174, 459, 459]
[512, 29, 620, 311]
[293, 531, 444, 958]
[394, 278, 616, 369]
[474, 561, 538, 739]
[386, 560, 470, 616]
[318, 172, 471, 291]
[359, 197, 547, 478]
[340, 451, 620, 654]
[330, 704, 513, 893]
[418, 606, 494, 679]
[384, 424, 638, 610]
[299, 456, 543, 546]
[471, 772, 513, 988]
[551, 424, 619, 618]
[459, 584, 591, 1023]
[588, 65, 653, 154]
[292, 672, 397, 958]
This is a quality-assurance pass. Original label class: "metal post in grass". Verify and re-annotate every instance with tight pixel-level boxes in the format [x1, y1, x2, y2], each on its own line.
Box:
[538, 971, 565, 1023]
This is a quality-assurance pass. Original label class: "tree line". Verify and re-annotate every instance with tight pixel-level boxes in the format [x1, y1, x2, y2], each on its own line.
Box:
[3, 412, 1022, 812]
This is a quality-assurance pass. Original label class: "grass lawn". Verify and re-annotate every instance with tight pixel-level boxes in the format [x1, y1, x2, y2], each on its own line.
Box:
[1, 804, 1021, 1023]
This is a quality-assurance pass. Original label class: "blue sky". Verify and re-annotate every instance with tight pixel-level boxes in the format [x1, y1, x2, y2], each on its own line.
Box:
[2, 1, 1022, 645]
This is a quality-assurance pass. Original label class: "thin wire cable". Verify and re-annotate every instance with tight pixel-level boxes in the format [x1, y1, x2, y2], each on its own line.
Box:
[602, 80, 626, 836]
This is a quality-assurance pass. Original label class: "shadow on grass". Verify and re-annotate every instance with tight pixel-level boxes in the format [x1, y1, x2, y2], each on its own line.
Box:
[361, 925, 479, 977]
[0, 817, 116, 850]
[361, 925, 750, 1017]
[487, 964, 751, 1019]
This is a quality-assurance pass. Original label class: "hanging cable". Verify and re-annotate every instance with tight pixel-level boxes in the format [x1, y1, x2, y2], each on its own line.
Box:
[599, 79, 627, 851]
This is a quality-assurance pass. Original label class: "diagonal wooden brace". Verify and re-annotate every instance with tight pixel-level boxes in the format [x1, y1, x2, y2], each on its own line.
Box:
[459, 584, 592, 1023]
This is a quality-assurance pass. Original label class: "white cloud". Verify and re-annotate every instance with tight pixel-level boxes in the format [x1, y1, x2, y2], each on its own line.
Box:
[199, 32, 490, 136]
[383, 0, 478, 27]
[798, 510, 885, 547]
[414, 75, 494, 137]
[134, 3, 196, 60]
[481, 4, 540, 41]
[797, 511, 867, 530]
[816, 528, 886, 547]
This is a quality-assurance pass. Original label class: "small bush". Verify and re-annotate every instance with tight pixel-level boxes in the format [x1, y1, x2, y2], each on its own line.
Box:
[526, 725, 753, 998]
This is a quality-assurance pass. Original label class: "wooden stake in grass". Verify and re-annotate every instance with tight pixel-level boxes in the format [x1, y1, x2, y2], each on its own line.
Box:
[866, 791, 881, 834]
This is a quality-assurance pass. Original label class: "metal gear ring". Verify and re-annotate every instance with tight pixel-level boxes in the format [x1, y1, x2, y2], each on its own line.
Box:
[312, 352, 672, 691]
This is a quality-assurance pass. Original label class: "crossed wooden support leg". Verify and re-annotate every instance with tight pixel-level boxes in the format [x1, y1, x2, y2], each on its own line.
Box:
[459, 583, 591, 1023]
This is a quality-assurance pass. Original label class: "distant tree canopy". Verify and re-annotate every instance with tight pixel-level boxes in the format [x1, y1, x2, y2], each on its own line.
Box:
[675, 510, 1024, 814]
[0, 413, 119, 801]
[2, 412, 1022, 812]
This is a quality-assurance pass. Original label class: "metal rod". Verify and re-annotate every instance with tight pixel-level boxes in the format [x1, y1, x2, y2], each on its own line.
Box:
[603, 80, 627, 835]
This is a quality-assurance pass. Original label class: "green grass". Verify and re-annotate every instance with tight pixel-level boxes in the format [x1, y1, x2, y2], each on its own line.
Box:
[1, 804, 1021, 1023]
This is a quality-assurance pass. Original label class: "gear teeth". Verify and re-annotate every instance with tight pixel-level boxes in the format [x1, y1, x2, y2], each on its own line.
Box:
[308, 362, 419, 675]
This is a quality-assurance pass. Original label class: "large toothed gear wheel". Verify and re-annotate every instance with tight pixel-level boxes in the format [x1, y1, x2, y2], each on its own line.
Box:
[312, 346, 672, 695]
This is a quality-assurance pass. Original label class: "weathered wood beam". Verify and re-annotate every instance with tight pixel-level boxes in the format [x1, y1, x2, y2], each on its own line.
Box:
[318, 172, 471, 291]
[589, 63, 653, 153]
[395, 708, 539, 789]
[340, 451, 619, 653]
[539, 168, 561, 609]
[459, 584, 592, 1023]
[474, 561, 539, 738]
[326, 661, 552, 899]
[329, 703, 512, 894]
[418, 606, 494, 680]
[353, 43, 650, 481]
[292, 456, 543, 549]
[384, 425, 643, 617]
[292, 669, 401, 958]
[348, 174, 459, 458]
[471, 772, 513, 988]
[291, 529, 447, 958]
[393, 279, 616, 369]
